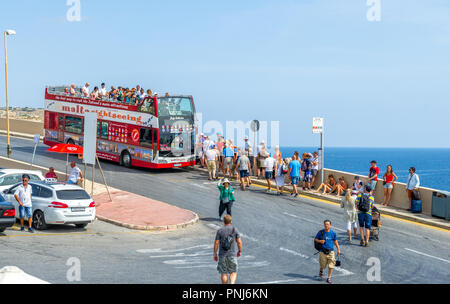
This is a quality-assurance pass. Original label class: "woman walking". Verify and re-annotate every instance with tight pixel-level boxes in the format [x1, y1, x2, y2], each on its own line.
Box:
[218, 178, 236, 219]
[275, 158, 287, 195]
[382, 165, 398, 206]
[340, 190, 358, 242]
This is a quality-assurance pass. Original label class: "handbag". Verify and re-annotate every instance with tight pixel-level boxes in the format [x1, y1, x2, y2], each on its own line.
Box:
[412, 190, 421, 201]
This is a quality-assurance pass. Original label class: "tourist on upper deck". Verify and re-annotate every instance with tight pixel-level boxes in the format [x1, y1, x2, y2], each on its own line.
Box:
[90, 87, 100, 100]
[70, 84, 77, 96]
[165, 92, 170, 97]
[137, 88, 147, 100]
[382, 165, 398, 207]
[147, 89, 153, 98]
[100, 83, 107, 97]
[82, 83, 90, 97]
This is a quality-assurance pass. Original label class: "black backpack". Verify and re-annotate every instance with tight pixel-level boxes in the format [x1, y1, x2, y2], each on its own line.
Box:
[221, 227, 236, 251]
[358, 193, 371, 213]
[314, 230, 325, 252]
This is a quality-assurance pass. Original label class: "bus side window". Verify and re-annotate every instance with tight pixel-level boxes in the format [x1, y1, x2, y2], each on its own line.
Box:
[139, 128, 153, 148]
[101, 122, 109, 139]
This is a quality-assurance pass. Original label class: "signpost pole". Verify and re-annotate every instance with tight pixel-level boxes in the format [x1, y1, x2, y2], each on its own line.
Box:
[30, 134, 40, 170]
[320, 130, 324, 185]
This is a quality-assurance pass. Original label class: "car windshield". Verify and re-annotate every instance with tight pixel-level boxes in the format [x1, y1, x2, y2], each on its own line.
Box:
[56, 190, 91, 200]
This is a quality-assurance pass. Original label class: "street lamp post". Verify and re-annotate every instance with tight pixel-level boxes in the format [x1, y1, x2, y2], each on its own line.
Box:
[4, 29, 16, 158]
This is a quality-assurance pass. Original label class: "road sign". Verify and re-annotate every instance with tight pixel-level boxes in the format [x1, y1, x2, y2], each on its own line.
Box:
[251, 120, 260, 132]
[83, 112, 98, 165]
[33, 134, 40, 144]
[313, 117, 324, 134]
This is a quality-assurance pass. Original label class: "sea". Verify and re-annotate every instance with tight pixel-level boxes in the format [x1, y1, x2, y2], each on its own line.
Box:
[279, 147, 450, 192]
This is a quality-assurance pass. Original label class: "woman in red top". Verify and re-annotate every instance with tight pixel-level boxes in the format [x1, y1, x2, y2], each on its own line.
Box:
[382, 165, 398, 206]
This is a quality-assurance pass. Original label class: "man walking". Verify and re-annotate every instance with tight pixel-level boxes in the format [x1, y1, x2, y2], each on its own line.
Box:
[68, 161, 83, 185]
[206, 145, 218, 180]
[214, 215, 242, 284]
[289, 155, 301, 197]
[236, 152, 251, 190]
[355, 186, 375, 247]
[406, 167, 420, 212]
[264, 153, 275, 192]
[314, 220, 340, 284]
[14, 175, 34, 233]
[311, 151, 319, 188]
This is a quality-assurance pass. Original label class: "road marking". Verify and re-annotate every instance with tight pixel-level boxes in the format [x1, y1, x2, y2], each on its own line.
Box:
[279, 247, 354, 276]
[404, 248, 450, 264]
[146, 251, 211, 258]
[283, 212, 346, 232]
[251, 273, 351, 284]
[191, 183, 209, 190]
[137, 245, 211, 254]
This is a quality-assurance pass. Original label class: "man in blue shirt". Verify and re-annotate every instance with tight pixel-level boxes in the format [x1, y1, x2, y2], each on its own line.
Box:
[314, 220, 341, 284]
[288, 155, 301, 197]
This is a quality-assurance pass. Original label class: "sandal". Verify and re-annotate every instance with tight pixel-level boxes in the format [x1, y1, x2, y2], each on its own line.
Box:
[326, 278, 332, 284]
[318, 271, 324, 281]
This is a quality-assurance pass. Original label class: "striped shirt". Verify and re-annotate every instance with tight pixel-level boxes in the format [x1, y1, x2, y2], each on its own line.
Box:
[355, 193, 375, 216]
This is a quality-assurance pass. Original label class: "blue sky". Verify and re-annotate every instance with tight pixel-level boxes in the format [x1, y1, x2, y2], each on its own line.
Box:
[1, 0, 449, 148]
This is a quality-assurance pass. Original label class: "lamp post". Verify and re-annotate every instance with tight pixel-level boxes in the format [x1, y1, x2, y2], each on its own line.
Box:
[4, 29, 16, 158]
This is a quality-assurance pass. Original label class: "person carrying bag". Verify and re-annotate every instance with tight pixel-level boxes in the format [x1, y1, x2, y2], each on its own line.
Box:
[218, 178, 236, 219]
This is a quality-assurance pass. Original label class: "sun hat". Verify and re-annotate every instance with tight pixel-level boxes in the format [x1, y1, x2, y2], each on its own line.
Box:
[222, 178, 231, 184]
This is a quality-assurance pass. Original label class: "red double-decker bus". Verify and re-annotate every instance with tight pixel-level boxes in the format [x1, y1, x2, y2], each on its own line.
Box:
[44, 86, 197, 169]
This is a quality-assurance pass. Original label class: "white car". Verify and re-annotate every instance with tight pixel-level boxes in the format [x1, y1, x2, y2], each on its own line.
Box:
[2, 181, 96, 230]
[0, 169, 45, 193]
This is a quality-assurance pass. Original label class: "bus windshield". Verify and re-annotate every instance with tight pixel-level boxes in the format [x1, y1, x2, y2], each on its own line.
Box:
[157, 97, 193, 117]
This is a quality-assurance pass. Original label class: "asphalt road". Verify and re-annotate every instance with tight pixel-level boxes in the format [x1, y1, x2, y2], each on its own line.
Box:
[0, 135, 449, 284]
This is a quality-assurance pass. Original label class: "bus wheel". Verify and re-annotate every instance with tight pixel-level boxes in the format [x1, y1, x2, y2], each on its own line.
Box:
[67, 139, 75, 145]
[121, 151, 132, 168]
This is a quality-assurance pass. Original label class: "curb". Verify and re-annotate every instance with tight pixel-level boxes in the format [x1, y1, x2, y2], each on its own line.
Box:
[96, 213, 199, 232]
[191, 166, 450, 231]
[0, 130, 43, 142]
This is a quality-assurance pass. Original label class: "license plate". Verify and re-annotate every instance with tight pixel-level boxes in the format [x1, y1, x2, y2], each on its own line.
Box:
[71, 208, 85, 212]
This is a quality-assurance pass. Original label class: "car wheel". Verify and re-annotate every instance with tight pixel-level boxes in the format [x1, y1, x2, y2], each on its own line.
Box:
[0, 227, 5, 233]
[33, 210, 48, 231]
[75, 223, 88, 229]
[67, 139, 75, 145]
[121, 151, 132, 168]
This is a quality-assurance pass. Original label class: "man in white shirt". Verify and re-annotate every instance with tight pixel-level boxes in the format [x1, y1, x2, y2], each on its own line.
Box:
[406, 167, 420, 211]
[206, 145, 218, 180]
[14, 175, 34, 233]
[82, 83, 90, 97]
[264, 154, 275, 192]
[100, 83, 107, 97]
[68, 162, 83, 185]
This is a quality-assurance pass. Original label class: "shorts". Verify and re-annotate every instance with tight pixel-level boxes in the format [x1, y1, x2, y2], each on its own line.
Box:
[240, 170, 249, 178]
[358, 213, 372, 230]
[319, 251, 336, 270]
[369, 180, 377, 191]
[19, 206, 33, 219]
[384, 182, 393, 189]
[304, 171, 312, 183]
[347, 221, 358, 231]
[224, 157, 233, 169]
[311, 169, 318, 177]
[265, 171, 273, 179]
[207, 161, 216, 172]
[291, 176, 300, 185]
[217, 256, 238, 274]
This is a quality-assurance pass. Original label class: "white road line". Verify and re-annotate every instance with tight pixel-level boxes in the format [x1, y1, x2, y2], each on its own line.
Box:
[192, 183, 209, 190]
[252, 278, 309, 284]
[283, 212, 346, 232]
[147, 251, 211, 258]
[405, 248, 450, 264]
[280, 247, 309, 259]
[136, 245, 211, 254]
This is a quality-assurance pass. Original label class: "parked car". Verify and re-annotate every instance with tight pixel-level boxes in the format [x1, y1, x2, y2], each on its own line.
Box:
[2, 181, 96, 230]
[0, 169, 45, 193]
[0, 194, 16, 233]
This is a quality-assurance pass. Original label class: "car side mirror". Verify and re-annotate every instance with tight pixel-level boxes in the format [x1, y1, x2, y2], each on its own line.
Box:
[3, 190, 9, 194]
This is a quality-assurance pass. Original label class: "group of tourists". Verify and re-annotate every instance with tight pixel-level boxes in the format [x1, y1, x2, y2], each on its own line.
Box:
[64, 83, 169, 106]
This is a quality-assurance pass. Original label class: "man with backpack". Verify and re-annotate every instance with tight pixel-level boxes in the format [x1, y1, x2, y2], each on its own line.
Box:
[355, 185, 375, 247]
[314, 220, 341, 284]
[213, 215, 243, 284]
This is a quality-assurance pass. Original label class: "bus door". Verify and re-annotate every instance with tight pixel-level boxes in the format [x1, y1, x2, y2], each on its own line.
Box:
[153, 129, 158, 160]
[57, 114, 65, 142]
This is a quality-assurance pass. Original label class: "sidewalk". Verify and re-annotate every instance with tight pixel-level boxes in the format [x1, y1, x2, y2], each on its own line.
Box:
[0, 156, 199, 232]
[193, 166, 450, 231]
